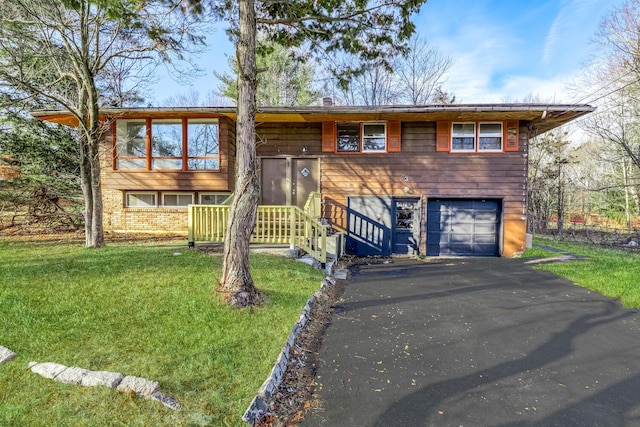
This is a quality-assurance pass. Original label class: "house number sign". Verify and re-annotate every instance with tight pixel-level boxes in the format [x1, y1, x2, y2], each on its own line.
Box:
[300, 167, 310, 177]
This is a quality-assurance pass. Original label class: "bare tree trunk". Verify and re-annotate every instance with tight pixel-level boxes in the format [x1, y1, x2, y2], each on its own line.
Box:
[557, 162, 564, 236]
[622, 157, 632, 232]
[87, 131, 104, 248]
[79, 132, 94, 246]
[217, 0, 263, 307]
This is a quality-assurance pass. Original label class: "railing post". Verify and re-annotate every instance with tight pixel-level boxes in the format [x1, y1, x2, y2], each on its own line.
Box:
[320, 224, 327, 264]
[290, 206, 296, 247]
[187, 205, 195, 248]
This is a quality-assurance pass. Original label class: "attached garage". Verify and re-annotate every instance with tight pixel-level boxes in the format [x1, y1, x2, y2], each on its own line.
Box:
[426, 199, 501, 256]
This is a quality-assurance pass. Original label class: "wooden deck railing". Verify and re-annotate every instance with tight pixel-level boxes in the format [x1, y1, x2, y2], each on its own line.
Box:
[188, 204, 327, 263]
[303, 191, 322, 220]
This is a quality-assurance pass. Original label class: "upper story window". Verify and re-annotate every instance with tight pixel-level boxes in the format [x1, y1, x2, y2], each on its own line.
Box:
[478, 123, 503, 151]
[324, 121, 401, 153]
[452, 123, 476, 152]
[336, 123, 387, 153]
[152, 119, 182, 170]
[438, 120, 517, 153]
[451, 122, 503, 152]
[114, 118, 219, 171]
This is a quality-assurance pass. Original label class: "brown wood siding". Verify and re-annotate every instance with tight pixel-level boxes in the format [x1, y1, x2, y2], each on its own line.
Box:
[256, 123, 324, 156]
[254, 121, 529, 256]
[103, 117, 235, 192]
[323, 122, 528, 255]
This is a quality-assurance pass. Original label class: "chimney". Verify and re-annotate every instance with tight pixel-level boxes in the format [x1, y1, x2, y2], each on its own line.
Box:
[322, 97, 333, 107]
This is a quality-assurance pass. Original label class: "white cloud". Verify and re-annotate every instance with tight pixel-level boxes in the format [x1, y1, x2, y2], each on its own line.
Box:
[543, 0, 612, 65]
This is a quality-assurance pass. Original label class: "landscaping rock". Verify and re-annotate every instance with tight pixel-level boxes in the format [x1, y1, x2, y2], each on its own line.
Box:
[55, 366, 90, 385]
[0, 346, 16, 364]
[29, 362, 67, 379]
[81, 370, 124, 388]
[116, 375, 160, 397]
[296, 254, 320, 268]
[322, 276, 336, 287]
[150, 391, 182, 410]
[334, 269, 349, 280]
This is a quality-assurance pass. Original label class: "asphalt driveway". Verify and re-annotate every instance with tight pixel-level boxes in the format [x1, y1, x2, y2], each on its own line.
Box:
[301, 257, 640, 426]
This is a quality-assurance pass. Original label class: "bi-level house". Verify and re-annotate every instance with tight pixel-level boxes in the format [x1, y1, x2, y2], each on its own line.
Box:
[34, 102, 593, 259]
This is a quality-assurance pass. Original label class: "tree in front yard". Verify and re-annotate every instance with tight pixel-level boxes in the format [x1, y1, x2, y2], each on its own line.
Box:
[0, 0, 206, 247]
[203, 0, 428, 307]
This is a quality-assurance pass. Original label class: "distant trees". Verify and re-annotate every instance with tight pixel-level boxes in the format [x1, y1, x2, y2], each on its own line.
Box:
[215, 38, 321, 106]
[0, 0, 206, 247]
[528, 131, 573, 234]
[326, 36, 453, 106]
[0, 102, 81, 231]
[550, 0, 640, 231]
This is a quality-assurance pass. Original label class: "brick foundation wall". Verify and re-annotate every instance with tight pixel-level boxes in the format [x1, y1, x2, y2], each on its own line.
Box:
[102, 188, 189, 235]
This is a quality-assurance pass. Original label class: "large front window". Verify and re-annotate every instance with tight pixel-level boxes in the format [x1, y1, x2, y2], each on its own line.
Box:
[188, 119, 220, 170]
[152, 119, 182, 170]
[115, 120, 147, 169]
[115, 118, 219, 170]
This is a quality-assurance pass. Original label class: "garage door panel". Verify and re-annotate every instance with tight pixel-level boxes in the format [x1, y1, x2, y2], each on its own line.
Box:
[475, 211, 499, 221]
[475, 223, 497, 233]
[450, 233, 472, 244]
[451, 223, 473, 234]
[427, 199, 500, 256]
[474, 234, 498, 244]
[450, 210, 474, 222]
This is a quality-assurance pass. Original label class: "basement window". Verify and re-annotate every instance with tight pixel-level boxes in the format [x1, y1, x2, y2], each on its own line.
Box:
[125, 192, 157, 208]
[162, 192, 194, 208]
[199, 192, 232, 204]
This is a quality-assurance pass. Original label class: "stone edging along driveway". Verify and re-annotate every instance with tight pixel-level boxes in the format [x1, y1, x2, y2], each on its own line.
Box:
[0, 345, 180, 410]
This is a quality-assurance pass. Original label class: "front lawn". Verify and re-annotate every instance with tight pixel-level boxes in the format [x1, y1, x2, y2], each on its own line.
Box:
[0, 239, 324, 426]
[525, 237, 640, 308]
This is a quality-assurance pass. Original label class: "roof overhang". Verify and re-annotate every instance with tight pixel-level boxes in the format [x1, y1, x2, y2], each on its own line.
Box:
[32, 103, 595, 135]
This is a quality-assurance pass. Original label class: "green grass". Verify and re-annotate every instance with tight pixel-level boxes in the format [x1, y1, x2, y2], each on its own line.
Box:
[0, 239, 325, 426]
[525, 237, 640, 309]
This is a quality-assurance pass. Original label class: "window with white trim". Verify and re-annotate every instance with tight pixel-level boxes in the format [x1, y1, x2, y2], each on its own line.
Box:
[336, 123, 387, 153]
[125, 192, 157, 208]
[451, 123, 476, 152]
[199, 192, 232, 204]
[162, 192, 194, 208]
[478, 123, 503, 151]
[451, 122, 503, 152]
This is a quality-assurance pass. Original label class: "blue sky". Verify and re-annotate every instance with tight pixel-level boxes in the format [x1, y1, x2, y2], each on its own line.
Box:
[153, 0, 624, 105]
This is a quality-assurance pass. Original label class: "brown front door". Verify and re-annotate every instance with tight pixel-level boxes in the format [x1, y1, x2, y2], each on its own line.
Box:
[260, 157, 319, 208]
[292, 158, 319, 208]
[261, 158, 287, 205]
